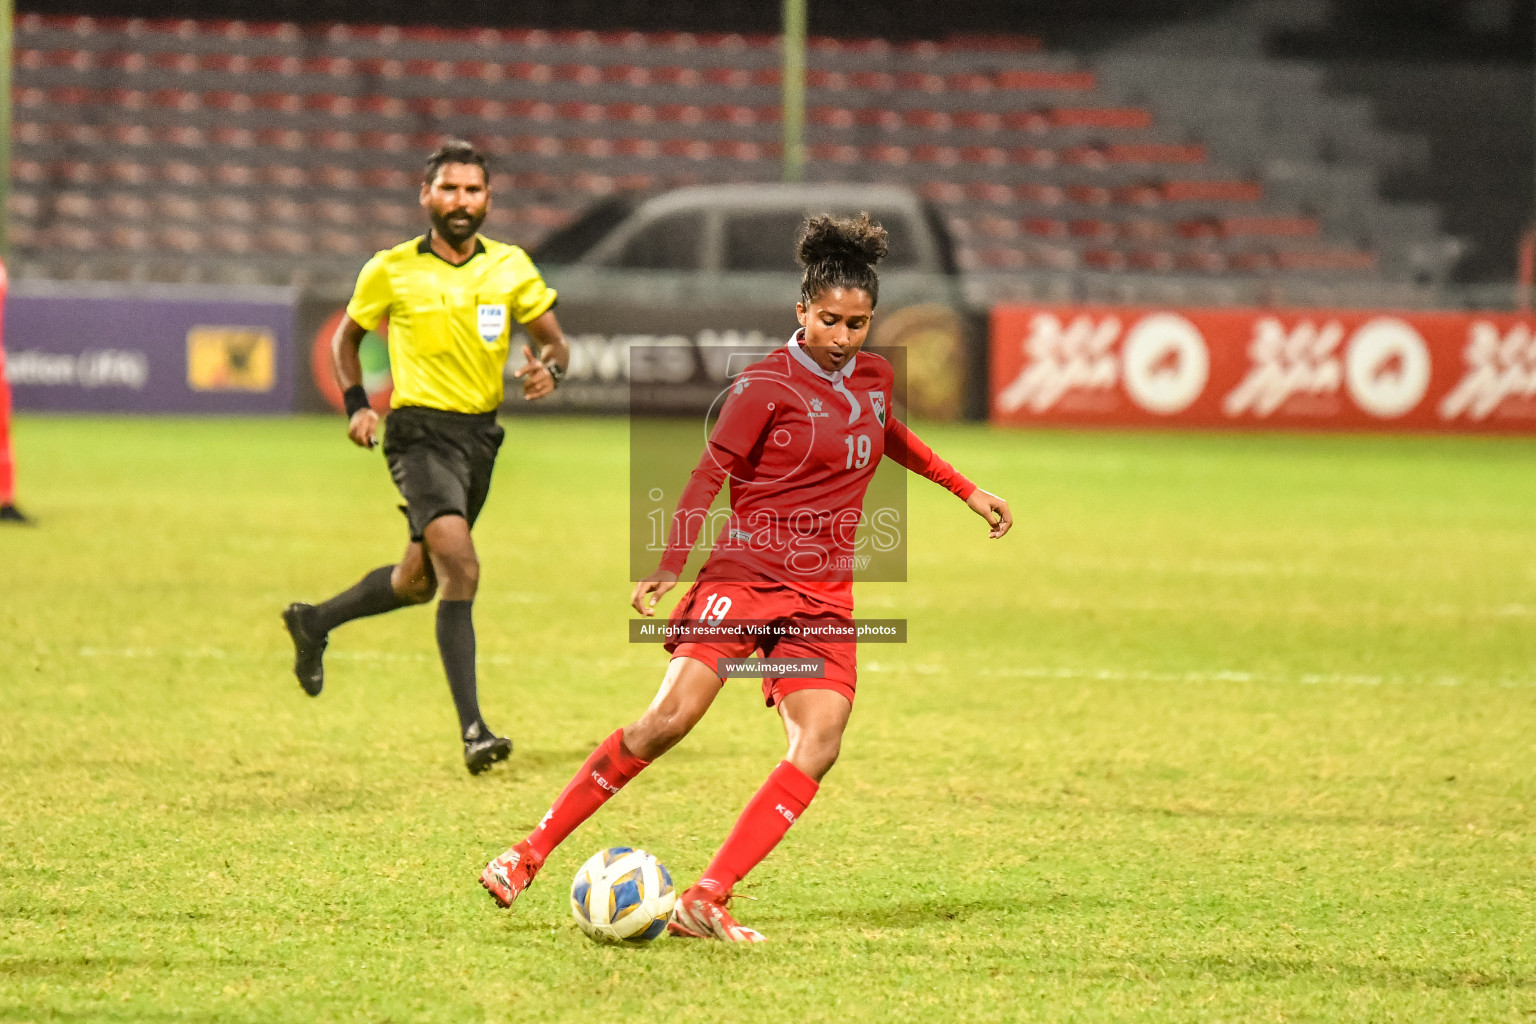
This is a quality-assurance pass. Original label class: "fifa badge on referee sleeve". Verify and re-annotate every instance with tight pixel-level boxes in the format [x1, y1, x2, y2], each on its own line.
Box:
[477, 304, 508, 344]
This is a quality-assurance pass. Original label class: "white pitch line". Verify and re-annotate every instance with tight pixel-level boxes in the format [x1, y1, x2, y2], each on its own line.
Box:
[76, 646, 521, 666]
[69, 647, 1536, 687]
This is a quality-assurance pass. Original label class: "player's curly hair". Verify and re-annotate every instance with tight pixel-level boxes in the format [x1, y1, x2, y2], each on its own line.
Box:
[796, 213, 889, 308]
[424, 139, 488, 185]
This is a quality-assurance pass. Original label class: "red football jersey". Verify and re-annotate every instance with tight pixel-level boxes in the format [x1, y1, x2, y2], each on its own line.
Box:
[660, 332, 976, 610]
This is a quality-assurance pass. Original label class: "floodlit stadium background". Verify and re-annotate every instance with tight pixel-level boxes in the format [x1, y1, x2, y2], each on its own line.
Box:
[5, 2, 1536, 1022]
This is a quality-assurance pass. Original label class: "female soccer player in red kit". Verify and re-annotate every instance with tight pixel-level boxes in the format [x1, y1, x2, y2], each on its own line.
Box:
[481, 214, 1012, 940]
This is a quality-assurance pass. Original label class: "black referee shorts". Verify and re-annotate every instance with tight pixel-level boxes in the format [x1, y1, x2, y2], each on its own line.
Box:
[382, 405, 505, 542]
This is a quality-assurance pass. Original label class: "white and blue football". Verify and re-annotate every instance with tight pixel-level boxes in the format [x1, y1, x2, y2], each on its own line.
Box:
[570, 847, 677, 944]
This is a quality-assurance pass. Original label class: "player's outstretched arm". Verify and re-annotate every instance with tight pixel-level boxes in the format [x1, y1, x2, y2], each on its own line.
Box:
[885, 418, 1012, 538]
[330, 315, 378, 449]
[631, 570, 679, 617]
[965, 489, 1013, 539]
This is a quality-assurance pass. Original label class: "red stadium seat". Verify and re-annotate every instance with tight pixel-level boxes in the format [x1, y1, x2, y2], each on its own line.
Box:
[103, 160, 149, 184]
[1229, 252, 1276, 273]
[656, 104, 705, 124]
[1084, 248, 1125, 270]
[1001, 110, 1050, 133]
[1127, 250, 1176, 272]
[920, 181, 966, 204]
[163, 162, 207, 186]
[603, 64, 650, 86]
[258, 227, 308, 256]
[1105, 144, 1205, 164]
[1275, 249, 1377, 272]
[1062, 146, 1107, 169]
[207, 196, 258, 223]
[1220, 216, 1321, 238]
[108, 226, 152, 250]
[1162, 180, 1264, 203]
[156, 225, 203, 253]
[651, 66, 700, 87]
[868, 144, 911, 165]
[995, 70, 1096, 91]
[150, 89, 200, 111]
[1177, 219, 1222, 240]
[974, 215, 1018, 239]
[1022, 217, 1069, 238]
[959, 146, 1007, 166]
[1066, 184, 1112, 206]
[1177, 251, 1228, 273]
[1016, 183, 1066, 205]
[1120, 218, 1171, 241]
[210, 227, 255, 254]
[952, 111, 1002, 131]
[1115, 184, 1164, 207]
[703, 67, 752, 88]
[60, 224, 101, 251]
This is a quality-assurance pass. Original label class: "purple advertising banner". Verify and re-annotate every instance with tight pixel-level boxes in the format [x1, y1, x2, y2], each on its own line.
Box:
[5, 280, 297, 413]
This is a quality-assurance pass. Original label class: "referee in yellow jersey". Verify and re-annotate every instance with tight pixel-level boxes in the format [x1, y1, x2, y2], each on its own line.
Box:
[283, 141, 570, 775]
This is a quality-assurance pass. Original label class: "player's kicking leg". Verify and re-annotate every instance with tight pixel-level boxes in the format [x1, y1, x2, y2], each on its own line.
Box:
[481, 656, 722, 907]
[282, 540, 432, 696]
[667, 687, 849, 942]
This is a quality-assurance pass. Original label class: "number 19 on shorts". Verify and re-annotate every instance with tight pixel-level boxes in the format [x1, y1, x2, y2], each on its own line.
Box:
[699, 593, 732, 625]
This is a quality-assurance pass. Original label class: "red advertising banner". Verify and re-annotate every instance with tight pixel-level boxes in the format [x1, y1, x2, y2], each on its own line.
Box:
[989, 306, 1536, 432]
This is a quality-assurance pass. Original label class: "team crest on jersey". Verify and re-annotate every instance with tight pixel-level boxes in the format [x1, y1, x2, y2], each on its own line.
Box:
[871, 391, 886, 426]
[477, 303, 507, 344]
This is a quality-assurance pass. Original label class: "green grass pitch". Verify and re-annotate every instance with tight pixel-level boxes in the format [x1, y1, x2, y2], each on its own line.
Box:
[3, 415, 1535, 1023]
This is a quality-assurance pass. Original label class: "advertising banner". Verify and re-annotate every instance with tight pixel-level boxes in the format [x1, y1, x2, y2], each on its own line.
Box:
[299, 296, 980, 419]
[6, 281, 296, 414]
[990, 305, 1536, 433]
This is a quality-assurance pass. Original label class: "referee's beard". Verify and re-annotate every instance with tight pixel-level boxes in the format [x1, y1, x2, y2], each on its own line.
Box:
[431, 208, 486, 248]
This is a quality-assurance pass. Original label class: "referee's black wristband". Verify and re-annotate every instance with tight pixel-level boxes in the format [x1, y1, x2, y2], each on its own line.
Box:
[343, 385, 371, 418]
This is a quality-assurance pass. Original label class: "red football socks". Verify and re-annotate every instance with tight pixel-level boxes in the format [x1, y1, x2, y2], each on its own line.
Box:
[526, 729, 650, 861]
[697, 760, 820, 896]
[0, 380, 14, 507]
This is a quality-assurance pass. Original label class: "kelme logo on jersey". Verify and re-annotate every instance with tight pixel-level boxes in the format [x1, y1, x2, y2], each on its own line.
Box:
[871, 391, 886, 426]
[477, 303, 507, 344]
[809, 397, 828, 418]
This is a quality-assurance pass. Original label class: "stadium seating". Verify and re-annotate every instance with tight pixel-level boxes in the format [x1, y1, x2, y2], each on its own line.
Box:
[9, 12, 1458, 293]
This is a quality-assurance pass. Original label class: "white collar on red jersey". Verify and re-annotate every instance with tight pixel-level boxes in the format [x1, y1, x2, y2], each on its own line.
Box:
[788, 330, 861, 425]
[788, 329, 859, 383]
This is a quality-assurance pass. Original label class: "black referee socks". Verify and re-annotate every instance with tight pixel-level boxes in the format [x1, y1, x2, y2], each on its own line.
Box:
[312, 565, 409, 634]
[436, 599, 487, 740]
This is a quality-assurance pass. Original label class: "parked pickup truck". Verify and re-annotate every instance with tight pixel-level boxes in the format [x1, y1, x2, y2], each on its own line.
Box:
[526, 183, 984, 420]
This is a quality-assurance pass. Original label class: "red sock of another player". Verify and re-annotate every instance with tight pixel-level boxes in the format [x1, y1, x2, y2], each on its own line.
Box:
[526, 729, 650, 862]
[0, 398, 14, 507]
[696, 760, 819, 897]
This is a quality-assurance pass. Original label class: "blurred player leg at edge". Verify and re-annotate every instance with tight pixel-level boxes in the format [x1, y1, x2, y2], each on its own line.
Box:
[0, 260, 30, 525]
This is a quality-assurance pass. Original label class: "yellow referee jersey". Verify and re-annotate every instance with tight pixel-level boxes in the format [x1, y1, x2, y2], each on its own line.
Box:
[345, 235, 558, 414]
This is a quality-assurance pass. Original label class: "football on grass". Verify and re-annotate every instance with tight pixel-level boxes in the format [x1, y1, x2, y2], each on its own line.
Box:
[570, 847, 677, 944]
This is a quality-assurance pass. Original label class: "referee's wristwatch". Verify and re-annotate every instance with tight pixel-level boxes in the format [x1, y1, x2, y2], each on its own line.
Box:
[544, 361, 566, 387]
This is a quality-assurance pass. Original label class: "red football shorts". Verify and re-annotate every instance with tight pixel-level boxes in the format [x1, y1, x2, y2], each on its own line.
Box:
[664, 581, 857, 707]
